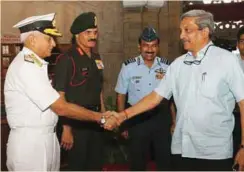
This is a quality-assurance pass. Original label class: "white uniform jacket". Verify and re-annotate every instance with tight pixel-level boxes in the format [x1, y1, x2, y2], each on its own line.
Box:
[4, 47, 60, 171]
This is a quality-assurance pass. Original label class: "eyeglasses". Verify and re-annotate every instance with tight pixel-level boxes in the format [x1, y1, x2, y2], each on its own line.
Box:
[183, 45, 214, 65]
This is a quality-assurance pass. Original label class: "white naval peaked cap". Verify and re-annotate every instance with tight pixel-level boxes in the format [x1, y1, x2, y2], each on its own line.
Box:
[13, 13, 62, 37]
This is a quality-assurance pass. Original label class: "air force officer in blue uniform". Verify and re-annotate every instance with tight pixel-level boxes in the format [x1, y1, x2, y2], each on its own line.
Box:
[115, 27, 175, 170]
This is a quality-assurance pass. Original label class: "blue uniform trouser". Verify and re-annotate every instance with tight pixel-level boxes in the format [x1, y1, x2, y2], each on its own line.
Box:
[126, 105, 171, 171]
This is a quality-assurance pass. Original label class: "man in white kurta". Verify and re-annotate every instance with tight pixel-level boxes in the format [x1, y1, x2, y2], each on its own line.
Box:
[155, 41, 244, 160]
[105, 10, 244, 171]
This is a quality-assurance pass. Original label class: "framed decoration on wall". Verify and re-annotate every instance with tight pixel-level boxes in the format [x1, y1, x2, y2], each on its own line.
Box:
[1, 45, 10, 55]
[2, 56, 11, 69]
[15, 45, 21, 54]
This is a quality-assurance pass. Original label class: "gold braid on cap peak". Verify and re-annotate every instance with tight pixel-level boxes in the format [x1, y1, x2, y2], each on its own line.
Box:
[44, 28, 62, 37]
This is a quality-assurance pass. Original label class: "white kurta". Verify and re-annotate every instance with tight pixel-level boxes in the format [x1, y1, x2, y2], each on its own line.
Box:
[237, 53, 244, 72]
[155, 42, 244, 159]
[4, 47, 60, 171]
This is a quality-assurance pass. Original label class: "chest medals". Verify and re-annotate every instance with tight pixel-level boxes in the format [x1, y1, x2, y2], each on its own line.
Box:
[155, 68, 165, 80]
[95, 60, 104, 69]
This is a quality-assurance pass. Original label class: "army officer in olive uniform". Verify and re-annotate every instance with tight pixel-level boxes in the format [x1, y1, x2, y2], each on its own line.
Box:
[53, 12, 105, 171]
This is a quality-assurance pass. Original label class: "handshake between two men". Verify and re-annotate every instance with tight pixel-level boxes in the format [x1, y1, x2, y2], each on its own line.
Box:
[101, 111, 128, 131]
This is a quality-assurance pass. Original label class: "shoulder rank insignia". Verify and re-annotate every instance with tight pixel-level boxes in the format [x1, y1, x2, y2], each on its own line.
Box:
[160, 57, 170, 65]
[124, 58, 136, 66]
[24, 54, 34, 63]
[24, 54, 43, 67]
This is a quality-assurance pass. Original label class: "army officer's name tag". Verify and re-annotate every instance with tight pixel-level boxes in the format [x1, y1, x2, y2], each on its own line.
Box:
[95, 60, 104, 69]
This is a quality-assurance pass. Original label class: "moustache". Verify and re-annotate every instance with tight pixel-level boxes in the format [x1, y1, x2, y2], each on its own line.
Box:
[181, 39, 188, 43]
[145, 52, 154, 54]
[88, 39, 97, 42]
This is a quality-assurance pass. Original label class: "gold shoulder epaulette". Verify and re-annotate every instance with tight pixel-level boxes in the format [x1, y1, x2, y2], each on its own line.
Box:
[24, 54, 43, 67]
[24, 54, 34, 63]
[30, 54, 43, 67]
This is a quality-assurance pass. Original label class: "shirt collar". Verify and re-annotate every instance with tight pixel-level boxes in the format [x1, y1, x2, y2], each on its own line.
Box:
[22, 47, 48, 65]
[186, 41, 213, 61]
[74, 44, 94, 58]
[237, 53, 244, 61]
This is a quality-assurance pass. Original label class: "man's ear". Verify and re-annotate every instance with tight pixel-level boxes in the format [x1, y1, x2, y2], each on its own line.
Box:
[138, 44, 141, 52]
[75, 34, 80, 43]
[202, 27, 210, 38]
[28, 34, 36, 47]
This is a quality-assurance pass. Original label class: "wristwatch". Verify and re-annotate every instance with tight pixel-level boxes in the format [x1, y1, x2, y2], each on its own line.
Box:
[100, 116, 106, 125]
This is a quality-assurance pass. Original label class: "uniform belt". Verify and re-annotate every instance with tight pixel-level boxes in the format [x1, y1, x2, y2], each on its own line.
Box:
[11, 126, 56, 134]
[83, 105, 101, 112]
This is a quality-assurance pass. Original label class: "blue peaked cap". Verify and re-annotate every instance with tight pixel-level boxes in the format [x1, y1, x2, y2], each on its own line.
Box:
[139, 27, 159, 42]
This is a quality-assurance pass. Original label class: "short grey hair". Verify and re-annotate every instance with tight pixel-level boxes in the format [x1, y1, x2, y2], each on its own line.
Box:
[22, 31, 42, 43]
[181, 10, 215, 36]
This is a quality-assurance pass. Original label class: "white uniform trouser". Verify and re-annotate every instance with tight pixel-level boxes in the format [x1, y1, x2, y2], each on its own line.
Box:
[6, 127, 60, 171]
